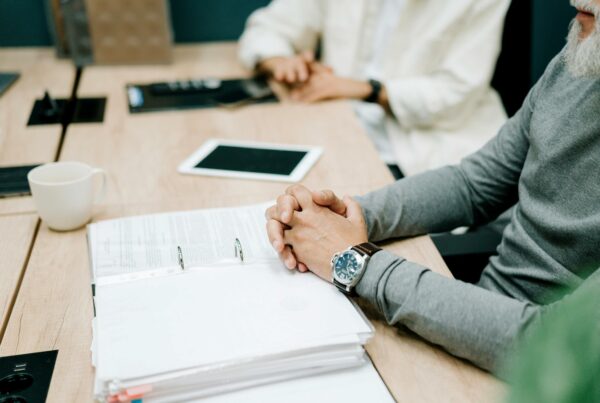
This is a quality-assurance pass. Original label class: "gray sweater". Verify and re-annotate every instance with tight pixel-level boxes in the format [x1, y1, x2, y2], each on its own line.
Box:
[355, 51, 600, 373]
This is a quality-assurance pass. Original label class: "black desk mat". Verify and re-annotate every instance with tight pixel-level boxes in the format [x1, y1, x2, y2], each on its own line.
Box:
[27, 97, 106, 126]
[127, 77, 277, 113]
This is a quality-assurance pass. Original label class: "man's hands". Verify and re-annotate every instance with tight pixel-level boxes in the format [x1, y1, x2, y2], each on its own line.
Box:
[258, 52, 372, 103]
[265, 185, 368, 282]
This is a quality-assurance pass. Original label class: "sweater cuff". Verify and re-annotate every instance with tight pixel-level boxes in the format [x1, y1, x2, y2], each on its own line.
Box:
[356, 250, 406, 305]
[356, 249, 432, 314]
[354, 194, 373, 239]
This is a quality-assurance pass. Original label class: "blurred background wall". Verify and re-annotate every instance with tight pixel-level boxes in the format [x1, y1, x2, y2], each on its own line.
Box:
[0, 0, 576, 91]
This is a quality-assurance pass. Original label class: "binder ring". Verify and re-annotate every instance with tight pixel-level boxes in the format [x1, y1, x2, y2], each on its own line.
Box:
[177, 246, 185, 271]
[234, 238, 244, 263]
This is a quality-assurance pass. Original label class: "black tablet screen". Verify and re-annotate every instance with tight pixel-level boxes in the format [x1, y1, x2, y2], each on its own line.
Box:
[195, 145, 307, 175]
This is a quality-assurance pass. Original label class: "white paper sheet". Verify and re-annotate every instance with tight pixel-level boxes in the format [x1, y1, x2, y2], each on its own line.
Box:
[94, 261, 372, 383]
[138, 360, 394, 403]
[115, 346, 366, 401]
[182, 361, 395, 403]
[88, 202, 277, 281]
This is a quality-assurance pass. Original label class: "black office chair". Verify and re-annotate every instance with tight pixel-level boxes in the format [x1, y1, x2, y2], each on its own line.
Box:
[432, 0, 532, 283]
[492, 0, 533, 117]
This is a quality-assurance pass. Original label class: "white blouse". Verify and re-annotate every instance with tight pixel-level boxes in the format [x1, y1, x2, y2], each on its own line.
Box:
[239, 0, 510, 175]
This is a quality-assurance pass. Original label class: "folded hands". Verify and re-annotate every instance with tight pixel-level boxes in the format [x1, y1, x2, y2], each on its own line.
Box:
[265, 185, 368, 281]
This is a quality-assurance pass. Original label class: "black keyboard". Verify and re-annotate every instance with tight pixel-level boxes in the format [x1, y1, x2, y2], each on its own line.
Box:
[149, 79, 222, 96]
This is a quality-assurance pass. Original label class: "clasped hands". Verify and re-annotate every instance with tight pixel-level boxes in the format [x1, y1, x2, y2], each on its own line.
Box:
[265, 185, 368, 282]
[258, 51, 372, 103]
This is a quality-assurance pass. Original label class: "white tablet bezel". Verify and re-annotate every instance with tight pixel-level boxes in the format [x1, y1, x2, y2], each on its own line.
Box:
[178, 139, 323, 183]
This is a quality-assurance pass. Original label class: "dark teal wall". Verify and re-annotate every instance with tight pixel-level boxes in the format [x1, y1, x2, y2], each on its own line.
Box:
[0, 0, 269, 46]
[170, 0, 269, 42]
[0, 0, 52, 46]
[531, 0, 576, 83]
[0, 0, 581, 86]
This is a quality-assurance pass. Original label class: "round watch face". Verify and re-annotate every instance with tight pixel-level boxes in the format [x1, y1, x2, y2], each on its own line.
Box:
[334, 250, 362, 285]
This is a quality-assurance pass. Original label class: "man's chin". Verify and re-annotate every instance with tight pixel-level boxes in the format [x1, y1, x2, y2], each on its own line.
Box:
[565, 19, 600, 78]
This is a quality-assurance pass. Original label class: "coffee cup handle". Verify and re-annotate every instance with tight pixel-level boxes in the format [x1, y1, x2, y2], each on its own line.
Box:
[92, 168, 107, 204]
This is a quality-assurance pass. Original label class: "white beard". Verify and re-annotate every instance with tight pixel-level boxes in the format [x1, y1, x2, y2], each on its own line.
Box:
[565, 1, 600, 77]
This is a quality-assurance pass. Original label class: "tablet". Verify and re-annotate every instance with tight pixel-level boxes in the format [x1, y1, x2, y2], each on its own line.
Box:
[178, 139, 322, 182]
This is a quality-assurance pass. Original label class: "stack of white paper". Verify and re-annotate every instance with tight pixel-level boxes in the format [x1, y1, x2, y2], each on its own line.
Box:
[190, 361, 394, 403]
[88, 203, 389, 402]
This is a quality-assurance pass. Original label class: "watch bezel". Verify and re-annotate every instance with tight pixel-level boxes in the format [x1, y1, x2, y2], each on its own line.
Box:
[332, 248, 368, 287]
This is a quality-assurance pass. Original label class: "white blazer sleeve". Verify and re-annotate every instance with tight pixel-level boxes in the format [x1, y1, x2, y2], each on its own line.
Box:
[238, 0, 324, 70]
[385, 0, 510, 130]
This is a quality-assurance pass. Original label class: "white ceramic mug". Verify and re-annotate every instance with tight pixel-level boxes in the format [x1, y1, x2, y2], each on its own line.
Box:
[28, 161, 107, 231]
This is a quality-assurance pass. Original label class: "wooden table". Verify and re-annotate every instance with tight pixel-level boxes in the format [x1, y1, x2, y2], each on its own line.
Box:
[0, 43, 504, 402]
[0, 47, 75, 215]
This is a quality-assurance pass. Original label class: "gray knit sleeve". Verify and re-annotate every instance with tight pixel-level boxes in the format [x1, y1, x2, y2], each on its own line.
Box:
[356, 251, 600, 373]
[355, 73, 544, 241]
[352, 61, 561, 372]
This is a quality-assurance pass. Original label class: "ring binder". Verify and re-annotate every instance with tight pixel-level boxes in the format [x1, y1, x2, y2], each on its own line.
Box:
[87, 202, 377, 402]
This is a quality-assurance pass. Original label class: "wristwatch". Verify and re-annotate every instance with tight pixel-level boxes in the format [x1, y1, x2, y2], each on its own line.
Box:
[365, 79, 382, 103]
[331, 242, 382, 296]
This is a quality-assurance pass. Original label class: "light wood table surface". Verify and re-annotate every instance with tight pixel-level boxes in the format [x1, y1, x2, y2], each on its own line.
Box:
[0, 43, 505, 402]
[0, 49, 73, 345]
[0, 214, 38, 340]
[0, 47, 75, 215]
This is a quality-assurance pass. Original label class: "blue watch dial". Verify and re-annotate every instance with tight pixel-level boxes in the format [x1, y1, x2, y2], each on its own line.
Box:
[334, 251, 360, 284]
